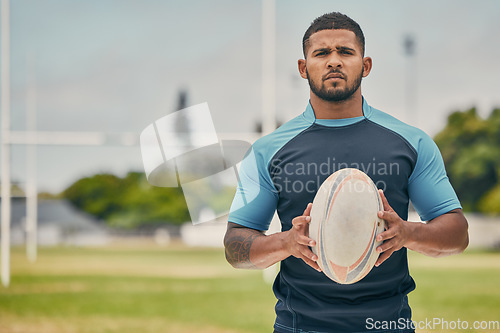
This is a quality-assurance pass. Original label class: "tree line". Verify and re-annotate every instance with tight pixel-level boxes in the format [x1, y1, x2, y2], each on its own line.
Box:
[434, 107, 500, 213]
[63, 172, 190, 228]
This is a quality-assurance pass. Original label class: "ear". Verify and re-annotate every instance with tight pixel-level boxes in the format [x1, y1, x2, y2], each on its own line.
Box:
[362, 57, 373, 78]
[298, 59, 308, 79]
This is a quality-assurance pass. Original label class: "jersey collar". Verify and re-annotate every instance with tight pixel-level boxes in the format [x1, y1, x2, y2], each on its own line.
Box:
[302, 97, 372, 127]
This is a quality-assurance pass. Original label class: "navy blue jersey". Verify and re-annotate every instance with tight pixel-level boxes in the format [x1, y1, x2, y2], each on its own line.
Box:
[228, 98, 461, 333]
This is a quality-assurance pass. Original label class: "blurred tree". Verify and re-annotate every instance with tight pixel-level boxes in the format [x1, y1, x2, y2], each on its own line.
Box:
[0, 183, 26, 197]
[63, 172, 190, 228]
[479, 183, 500, 214]
[63, 174, 123, 220]
[38, 191, 61, 199]
[435, 107, 500, 212]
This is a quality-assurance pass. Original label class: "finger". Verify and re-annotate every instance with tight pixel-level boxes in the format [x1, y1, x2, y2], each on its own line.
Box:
[298, 248, 322, 272]
[305, 259, 322, 272]
[303, 203, 313, 216]
[378, 189, 394, 213]
[375, 249, 394, 267]
[303, 204, 312, 237]
[376, 226, 397, 242]
[376, 238, 397, 253]
[302, 256, 322, 272]
[296, 235, 316, 247]
[292, 216, 311, 229]
[299, 246, 318, 262]
[377, 210, 399, 226]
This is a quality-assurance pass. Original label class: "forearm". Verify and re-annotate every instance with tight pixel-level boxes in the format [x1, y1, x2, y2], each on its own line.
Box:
[405, 209, 469, 257]
[224, 223, 290, 269]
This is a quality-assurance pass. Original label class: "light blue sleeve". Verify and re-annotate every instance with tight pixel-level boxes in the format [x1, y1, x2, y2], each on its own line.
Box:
[408, 133, 462, 221]
[227, 146, 279, 231]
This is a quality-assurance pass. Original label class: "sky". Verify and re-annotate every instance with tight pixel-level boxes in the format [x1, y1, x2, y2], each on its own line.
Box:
[4, 0, 500, 193]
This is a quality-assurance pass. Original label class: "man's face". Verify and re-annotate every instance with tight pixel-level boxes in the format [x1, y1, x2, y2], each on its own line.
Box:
[299, 29, 370, 102]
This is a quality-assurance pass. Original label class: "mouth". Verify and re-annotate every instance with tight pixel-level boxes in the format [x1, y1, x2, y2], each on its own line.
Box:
[324, 72, 345, 81]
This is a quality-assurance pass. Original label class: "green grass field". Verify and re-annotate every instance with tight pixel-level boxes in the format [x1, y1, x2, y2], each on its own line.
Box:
[0, 241, 499, 333]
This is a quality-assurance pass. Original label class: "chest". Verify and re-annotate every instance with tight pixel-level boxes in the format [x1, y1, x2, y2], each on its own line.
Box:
[269, 123, 416, 227]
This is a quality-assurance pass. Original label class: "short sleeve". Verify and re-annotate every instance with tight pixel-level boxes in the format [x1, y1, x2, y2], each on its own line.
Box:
[408, 134, 462, 221]
[228, 146, 278, 231]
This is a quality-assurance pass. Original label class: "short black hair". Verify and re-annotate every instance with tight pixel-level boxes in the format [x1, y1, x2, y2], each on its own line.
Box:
[302, 12, 365, 57]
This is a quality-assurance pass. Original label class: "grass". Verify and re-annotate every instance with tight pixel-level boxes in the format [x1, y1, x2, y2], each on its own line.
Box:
[408, 250, 500, 332]
[0, 241, 276, 333]
[0, 242, 499, 333]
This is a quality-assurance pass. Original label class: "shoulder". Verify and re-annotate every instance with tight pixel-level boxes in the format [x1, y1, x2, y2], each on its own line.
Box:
[365, 105, 435, 155]
[251, 111, 313, 166]
[365, 104, 446, 186]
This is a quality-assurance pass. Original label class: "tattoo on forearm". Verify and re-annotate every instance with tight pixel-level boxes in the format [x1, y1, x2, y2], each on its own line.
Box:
[225, 231, 261, 269]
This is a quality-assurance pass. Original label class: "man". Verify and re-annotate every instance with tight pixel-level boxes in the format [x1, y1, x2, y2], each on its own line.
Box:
[224, 12, 468, 333]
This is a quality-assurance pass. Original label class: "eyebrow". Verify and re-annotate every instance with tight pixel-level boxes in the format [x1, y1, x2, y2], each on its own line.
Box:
[312, 47, 331, 54]
[312, 46, 356, 54]
[337, 46, 355, 53]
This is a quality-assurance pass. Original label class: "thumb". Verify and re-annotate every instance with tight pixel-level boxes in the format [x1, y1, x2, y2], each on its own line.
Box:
[378, 189, 394, 213]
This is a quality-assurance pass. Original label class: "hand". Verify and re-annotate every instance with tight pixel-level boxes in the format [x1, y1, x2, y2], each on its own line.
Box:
[284, 203, 321, 272]
[375, 190, 412, 267]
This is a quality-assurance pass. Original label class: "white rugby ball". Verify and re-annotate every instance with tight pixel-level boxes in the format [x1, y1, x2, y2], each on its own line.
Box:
[309, 168, 385, 284]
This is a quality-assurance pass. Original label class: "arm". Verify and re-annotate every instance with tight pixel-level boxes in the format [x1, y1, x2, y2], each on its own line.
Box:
[375, 190, 469, 266]
[224, 203, 321, 271]
[403, 208, 468, 257]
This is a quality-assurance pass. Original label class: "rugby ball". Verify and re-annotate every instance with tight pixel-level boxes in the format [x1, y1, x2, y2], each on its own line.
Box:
[309, 168, 385, 284]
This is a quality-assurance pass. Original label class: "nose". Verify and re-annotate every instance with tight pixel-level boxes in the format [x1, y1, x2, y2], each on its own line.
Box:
[326, 53, 342, 68]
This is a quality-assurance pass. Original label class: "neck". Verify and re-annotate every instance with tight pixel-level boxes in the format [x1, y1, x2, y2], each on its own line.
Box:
[309, 90, 364, 119]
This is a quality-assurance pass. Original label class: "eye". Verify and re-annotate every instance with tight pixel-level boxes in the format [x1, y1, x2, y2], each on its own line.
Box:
[314, 49, 331, 57]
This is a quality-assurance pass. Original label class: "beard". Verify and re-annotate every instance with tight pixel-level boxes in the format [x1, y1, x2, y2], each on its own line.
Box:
[307, 67, 363, 102]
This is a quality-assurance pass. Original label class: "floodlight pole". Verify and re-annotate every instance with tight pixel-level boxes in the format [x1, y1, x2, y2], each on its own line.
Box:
[1, 0, 12, 287]
[261, 0, 276, 135]
[404, 34, 417, 126]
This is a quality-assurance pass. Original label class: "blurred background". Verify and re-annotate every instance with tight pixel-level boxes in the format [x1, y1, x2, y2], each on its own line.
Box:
[1, 1, 500, 332]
